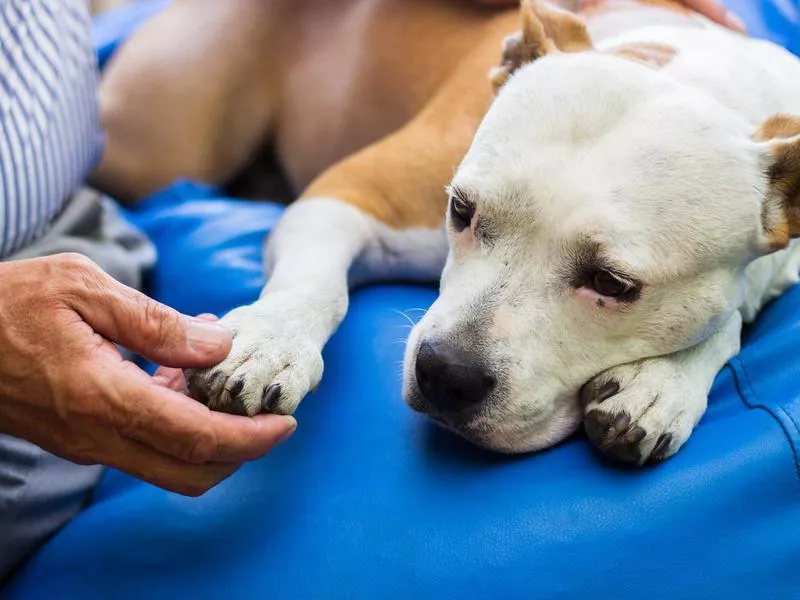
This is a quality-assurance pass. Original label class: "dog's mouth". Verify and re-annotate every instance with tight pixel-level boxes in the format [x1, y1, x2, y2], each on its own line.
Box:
[405, 383, 491, 438]
[405, 379, 585, 454]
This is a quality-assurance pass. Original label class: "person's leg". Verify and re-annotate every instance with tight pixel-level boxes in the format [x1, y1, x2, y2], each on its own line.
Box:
[0, 189, 155, 580]
[0, 435, 104, 580]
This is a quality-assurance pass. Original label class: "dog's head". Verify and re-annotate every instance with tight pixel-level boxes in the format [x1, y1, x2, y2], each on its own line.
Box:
[403, 0, 800, 452]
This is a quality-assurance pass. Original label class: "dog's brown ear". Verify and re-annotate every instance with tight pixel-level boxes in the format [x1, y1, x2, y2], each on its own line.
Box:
[755, 114, 800, 250]
[490, 0, 592, 92]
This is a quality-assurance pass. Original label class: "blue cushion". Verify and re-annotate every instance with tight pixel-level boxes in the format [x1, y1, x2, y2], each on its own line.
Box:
[5, 3, 800, 598]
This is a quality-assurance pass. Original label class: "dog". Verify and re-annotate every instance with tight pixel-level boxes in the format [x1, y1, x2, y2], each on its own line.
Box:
[92, 0, 800, 464]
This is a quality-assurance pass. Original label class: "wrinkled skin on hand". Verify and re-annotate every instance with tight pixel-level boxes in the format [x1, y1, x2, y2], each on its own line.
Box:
[0, 254, 296, 496]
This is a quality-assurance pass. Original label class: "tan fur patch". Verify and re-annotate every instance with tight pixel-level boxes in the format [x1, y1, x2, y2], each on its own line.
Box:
[607, 41, 676, 67]
[755, 114, 800, 248]
[756, 114, 800, 141]
[490, 0, 593, 92]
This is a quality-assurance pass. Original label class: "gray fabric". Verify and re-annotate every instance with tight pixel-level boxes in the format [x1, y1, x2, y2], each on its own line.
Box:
[0, 189, 155, 580]
[11, 188, 156, 288]
[0, 436, 104, 581]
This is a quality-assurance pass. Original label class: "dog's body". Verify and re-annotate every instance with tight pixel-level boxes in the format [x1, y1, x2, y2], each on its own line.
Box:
[94, 0, 800, 462]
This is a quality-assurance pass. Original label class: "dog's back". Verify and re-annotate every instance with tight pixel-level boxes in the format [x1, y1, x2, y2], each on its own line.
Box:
[93, 0, 718, 201]
[98, 0, 800, 461]
[598, 23, 800, 121]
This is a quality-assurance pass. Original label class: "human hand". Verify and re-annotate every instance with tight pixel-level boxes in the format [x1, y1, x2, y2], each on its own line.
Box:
[472, 0, 746, 33]
[0, 254, 296, 496]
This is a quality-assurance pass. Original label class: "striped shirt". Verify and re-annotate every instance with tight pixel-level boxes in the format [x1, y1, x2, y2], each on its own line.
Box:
[0, 0, 103, 258]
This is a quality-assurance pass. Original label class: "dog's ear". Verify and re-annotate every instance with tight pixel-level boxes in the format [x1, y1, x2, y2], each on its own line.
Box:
[755, 114, 800, 250]
[490, 0, 592, 92]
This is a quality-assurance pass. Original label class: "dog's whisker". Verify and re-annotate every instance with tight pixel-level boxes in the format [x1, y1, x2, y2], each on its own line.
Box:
[394, 360, 407, 378]
[392, 309, 420, 328]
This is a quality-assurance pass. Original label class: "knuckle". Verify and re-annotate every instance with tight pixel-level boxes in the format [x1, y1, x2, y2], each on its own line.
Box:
[57, 381, 103, 422]
[55, 252, 98, 276]
[183, 427, 219, 464]
[137, 297, 183, 350]
[169, 471, 222, 497]
[63, 434, 98, 465]
[52, 253, 106, 300]
[181, 484, 211, 498]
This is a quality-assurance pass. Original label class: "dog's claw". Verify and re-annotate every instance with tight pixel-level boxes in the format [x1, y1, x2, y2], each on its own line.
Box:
[262, 384, 282, 413]
[596, 380, 620, 403]
[650, 433, 674, 462]
[226, 375, 245, 398]
[583, 358, 708, 465]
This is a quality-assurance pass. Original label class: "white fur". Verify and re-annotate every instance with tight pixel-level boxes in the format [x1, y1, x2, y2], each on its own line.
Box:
[188, 197, 445, 415]
[189, 22, 800, 462]
[404, 24, 800, 458]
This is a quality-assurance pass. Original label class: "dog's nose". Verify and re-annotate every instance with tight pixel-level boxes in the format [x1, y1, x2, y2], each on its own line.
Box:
[415, 339, 496, 413]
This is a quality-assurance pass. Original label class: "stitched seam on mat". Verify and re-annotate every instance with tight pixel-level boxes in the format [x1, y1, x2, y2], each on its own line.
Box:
[729, 358, 800, 484]
[735, 358, 800, 440]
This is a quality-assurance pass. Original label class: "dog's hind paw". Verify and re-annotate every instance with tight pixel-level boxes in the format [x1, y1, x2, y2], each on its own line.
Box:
[184, 296, 324, 417]
[580, 358, 707, 465]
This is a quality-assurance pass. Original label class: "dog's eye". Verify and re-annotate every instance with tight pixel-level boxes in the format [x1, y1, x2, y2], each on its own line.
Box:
[591, 270, 637, 299]
[449, 195, 474, 231]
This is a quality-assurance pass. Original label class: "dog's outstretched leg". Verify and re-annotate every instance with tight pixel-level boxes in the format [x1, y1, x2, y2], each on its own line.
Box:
[185, 199, 446, 416]
[184, 15, 526, 416]
[581, 313, 742, 464]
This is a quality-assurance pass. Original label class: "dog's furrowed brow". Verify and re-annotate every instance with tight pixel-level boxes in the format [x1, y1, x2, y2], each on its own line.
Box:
[569, 239, 641, 282]
[448, 184, 500, 244]
[447, 184, 476, 206]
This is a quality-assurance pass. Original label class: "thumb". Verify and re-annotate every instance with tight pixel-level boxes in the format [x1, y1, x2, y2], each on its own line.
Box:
[69, 264, 232, 368]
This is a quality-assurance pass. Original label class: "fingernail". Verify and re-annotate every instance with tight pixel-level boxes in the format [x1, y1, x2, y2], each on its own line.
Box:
[724, 11, 746, 33]
[186, 318, 232, 353]
[195, 313, 219, 322]
[278, 417, 297, 444]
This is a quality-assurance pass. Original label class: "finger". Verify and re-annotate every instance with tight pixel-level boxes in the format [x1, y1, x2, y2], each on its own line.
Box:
[98, 358, 298, 463]
[1, 400, 238, 496]
[680, 0, 746, 31]
[66, 262, 232, 368]
[152, 365, 188, 393]
[94, 428, 242, 496]
[151, 314, 220, 391]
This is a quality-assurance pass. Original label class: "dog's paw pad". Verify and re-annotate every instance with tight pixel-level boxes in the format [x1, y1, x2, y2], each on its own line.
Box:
[584, 409, 649, 463]
[184, 302, 324, 417]
[582, 359, 706, 464]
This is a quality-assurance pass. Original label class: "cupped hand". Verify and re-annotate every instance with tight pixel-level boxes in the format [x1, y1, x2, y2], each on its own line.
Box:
[0, 254, 296, 496]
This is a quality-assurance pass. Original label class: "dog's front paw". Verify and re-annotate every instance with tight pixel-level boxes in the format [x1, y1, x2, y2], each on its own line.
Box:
[581, 358, 707, 464]
[185, 297, 324, 416]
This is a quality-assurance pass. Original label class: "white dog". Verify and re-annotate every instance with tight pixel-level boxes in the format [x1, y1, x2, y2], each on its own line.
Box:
[404, 7, 800, 461]
[103, 0, 800, 464]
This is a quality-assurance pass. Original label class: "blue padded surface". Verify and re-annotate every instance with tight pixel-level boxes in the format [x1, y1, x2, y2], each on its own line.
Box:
[5, 184, 800, 600]
[5, 2, 800, 598]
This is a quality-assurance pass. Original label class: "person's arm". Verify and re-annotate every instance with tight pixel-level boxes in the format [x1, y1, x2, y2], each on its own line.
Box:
[0, 254, 296, 496]
[473, 0, 746, 32]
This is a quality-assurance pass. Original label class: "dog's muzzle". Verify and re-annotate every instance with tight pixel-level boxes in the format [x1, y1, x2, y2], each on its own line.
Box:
[413, 339, 496, 414]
